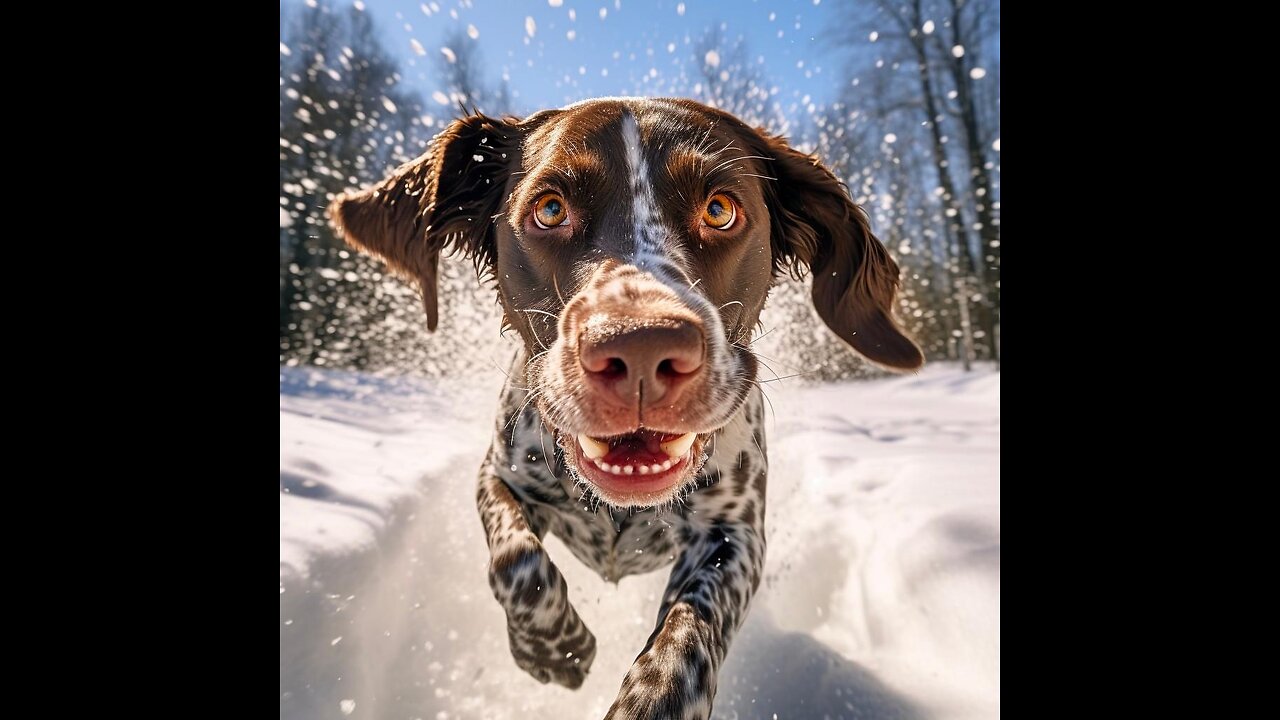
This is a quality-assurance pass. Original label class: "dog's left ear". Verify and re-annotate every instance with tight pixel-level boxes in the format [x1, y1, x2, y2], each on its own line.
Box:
[753, 131, 924, 371]
[328, 112, 523, 331]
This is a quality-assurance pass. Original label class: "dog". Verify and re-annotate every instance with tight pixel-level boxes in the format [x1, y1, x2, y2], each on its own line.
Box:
[329, 97, 922, 719]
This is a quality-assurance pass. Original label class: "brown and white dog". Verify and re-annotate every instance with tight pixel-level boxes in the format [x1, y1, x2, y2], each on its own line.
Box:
[330, 97, 922, 719]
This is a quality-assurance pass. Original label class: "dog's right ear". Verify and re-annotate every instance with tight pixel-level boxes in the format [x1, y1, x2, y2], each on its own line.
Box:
[328, 112, 528, 331]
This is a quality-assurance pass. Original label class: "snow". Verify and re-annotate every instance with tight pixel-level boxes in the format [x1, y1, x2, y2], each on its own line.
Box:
[525, 16, 537, 37]
[970, 68, 987, 80]
[280, 364, 999, 719]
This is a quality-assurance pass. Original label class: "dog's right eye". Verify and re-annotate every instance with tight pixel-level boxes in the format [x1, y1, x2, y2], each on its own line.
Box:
[702, 193, 737, 230]
[532, 193, 570, 229]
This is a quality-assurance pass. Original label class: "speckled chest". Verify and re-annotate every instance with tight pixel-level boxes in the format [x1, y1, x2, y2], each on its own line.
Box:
[491, 385, 767, 584]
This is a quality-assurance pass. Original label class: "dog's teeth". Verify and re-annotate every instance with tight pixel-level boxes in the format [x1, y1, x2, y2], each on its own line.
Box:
[659, 432, 697, 459]
[578, 433, 609, 459]
[661, 459, 673, 471]
[610, 464, 623, 474]
[649, 464, 663, 474]
[594, 459, 608, 470]
[623, 465, 634, 475]
[638, 465, 650, 475]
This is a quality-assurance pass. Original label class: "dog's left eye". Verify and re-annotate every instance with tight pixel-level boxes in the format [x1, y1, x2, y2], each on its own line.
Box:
[532, 193, 570, 229]
[703, 193, 736, 230]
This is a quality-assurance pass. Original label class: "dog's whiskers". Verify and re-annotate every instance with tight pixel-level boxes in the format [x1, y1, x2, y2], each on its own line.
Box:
[708, 142, 739, 159]
[757, 369, 818, 383]
[487, 356, 530, 387]
[537, 420, 557, 480]
[552, 273, 567, 308]
[524, 349, 551, 370]
[744, 378, 779, 426]
[516, 308, 557, 351]
[746, 326, 775, 346]
[707, 154, 771, 176]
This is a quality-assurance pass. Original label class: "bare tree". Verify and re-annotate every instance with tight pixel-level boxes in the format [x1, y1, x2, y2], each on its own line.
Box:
[691, 27, 783, 130]
[829, 68, 962, 364]
[933, 0, 1000, 365]
[279, 2, 426, 368]
[823, 0, 1001, 369]
[437, 28, 512, 115]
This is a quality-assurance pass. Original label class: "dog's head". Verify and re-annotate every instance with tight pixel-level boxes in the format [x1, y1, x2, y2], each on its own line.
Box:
[330, 98, 922, 508]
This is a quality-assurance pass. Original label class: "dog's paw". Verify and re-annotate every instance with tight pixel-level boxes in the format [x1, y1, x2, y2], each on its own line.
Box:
[507, 622, 597, 689]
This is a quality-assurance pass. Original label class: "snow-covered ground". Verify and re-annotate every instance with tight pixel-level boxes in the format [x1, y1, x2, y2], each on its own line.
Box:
[280, 364, 999, 720]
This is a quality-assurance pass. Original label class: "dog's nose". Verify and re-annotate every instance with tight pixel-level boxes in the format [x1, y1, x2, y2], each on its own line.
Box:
[580, 318, 705, 409]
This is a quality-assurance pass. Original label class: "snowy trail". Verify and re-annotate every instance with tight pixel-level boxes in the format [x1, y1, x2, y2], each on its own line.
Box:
[280, 365, 999, 719]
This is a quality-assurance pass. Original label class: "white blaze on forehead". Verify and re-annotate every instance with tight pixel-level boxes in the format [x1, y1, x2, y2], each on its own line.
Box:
[620, 112, 664, 263]
[616, 110, 738, 419]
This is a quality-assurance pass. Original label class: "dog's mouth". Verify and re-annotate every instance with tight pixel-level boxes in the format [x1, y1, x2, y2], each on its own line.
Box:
[565, 429, 707, 506]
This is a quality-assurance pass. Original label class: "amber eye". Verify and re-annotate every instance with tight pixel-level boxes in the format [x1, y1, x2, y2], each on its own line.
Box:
[533, 193, 569, 229]
[702, 193, 736, 229]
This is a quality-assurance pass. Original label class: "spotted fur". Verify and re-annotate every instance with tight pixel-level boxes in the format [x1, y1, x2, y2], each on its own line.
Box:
[479, 352, 767, 717]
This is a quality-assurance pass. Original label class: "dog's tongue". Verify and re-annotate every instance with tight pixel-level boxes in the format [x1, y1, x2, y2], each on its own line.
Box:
[602, 431, 682, 466]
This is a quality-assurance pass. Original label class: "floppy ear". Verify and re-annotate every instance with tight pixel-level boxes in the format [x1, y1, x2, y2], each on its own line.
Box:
[328, 112, 521, 331]
[755, 132, 924, 371]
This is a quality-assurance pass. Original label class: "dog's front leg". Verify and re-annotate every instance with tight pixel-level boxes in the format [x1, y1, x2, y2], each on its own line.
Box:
[605, 520, 766, 720]
[476, 458, 597, 689]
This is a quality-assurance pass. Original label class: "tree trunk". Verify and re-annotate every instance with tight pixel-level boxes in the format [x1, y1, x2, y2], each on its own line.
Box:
[946, 0, 1000, 362]
[955, 275, 974, 372]
[905, 14, 978, 370]
[994, 305, 1000, 371]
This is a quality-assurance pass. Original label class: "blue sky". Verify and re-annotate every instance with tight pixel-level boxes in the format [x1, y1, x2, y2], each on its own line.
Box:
[339, 0, 854, 116]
